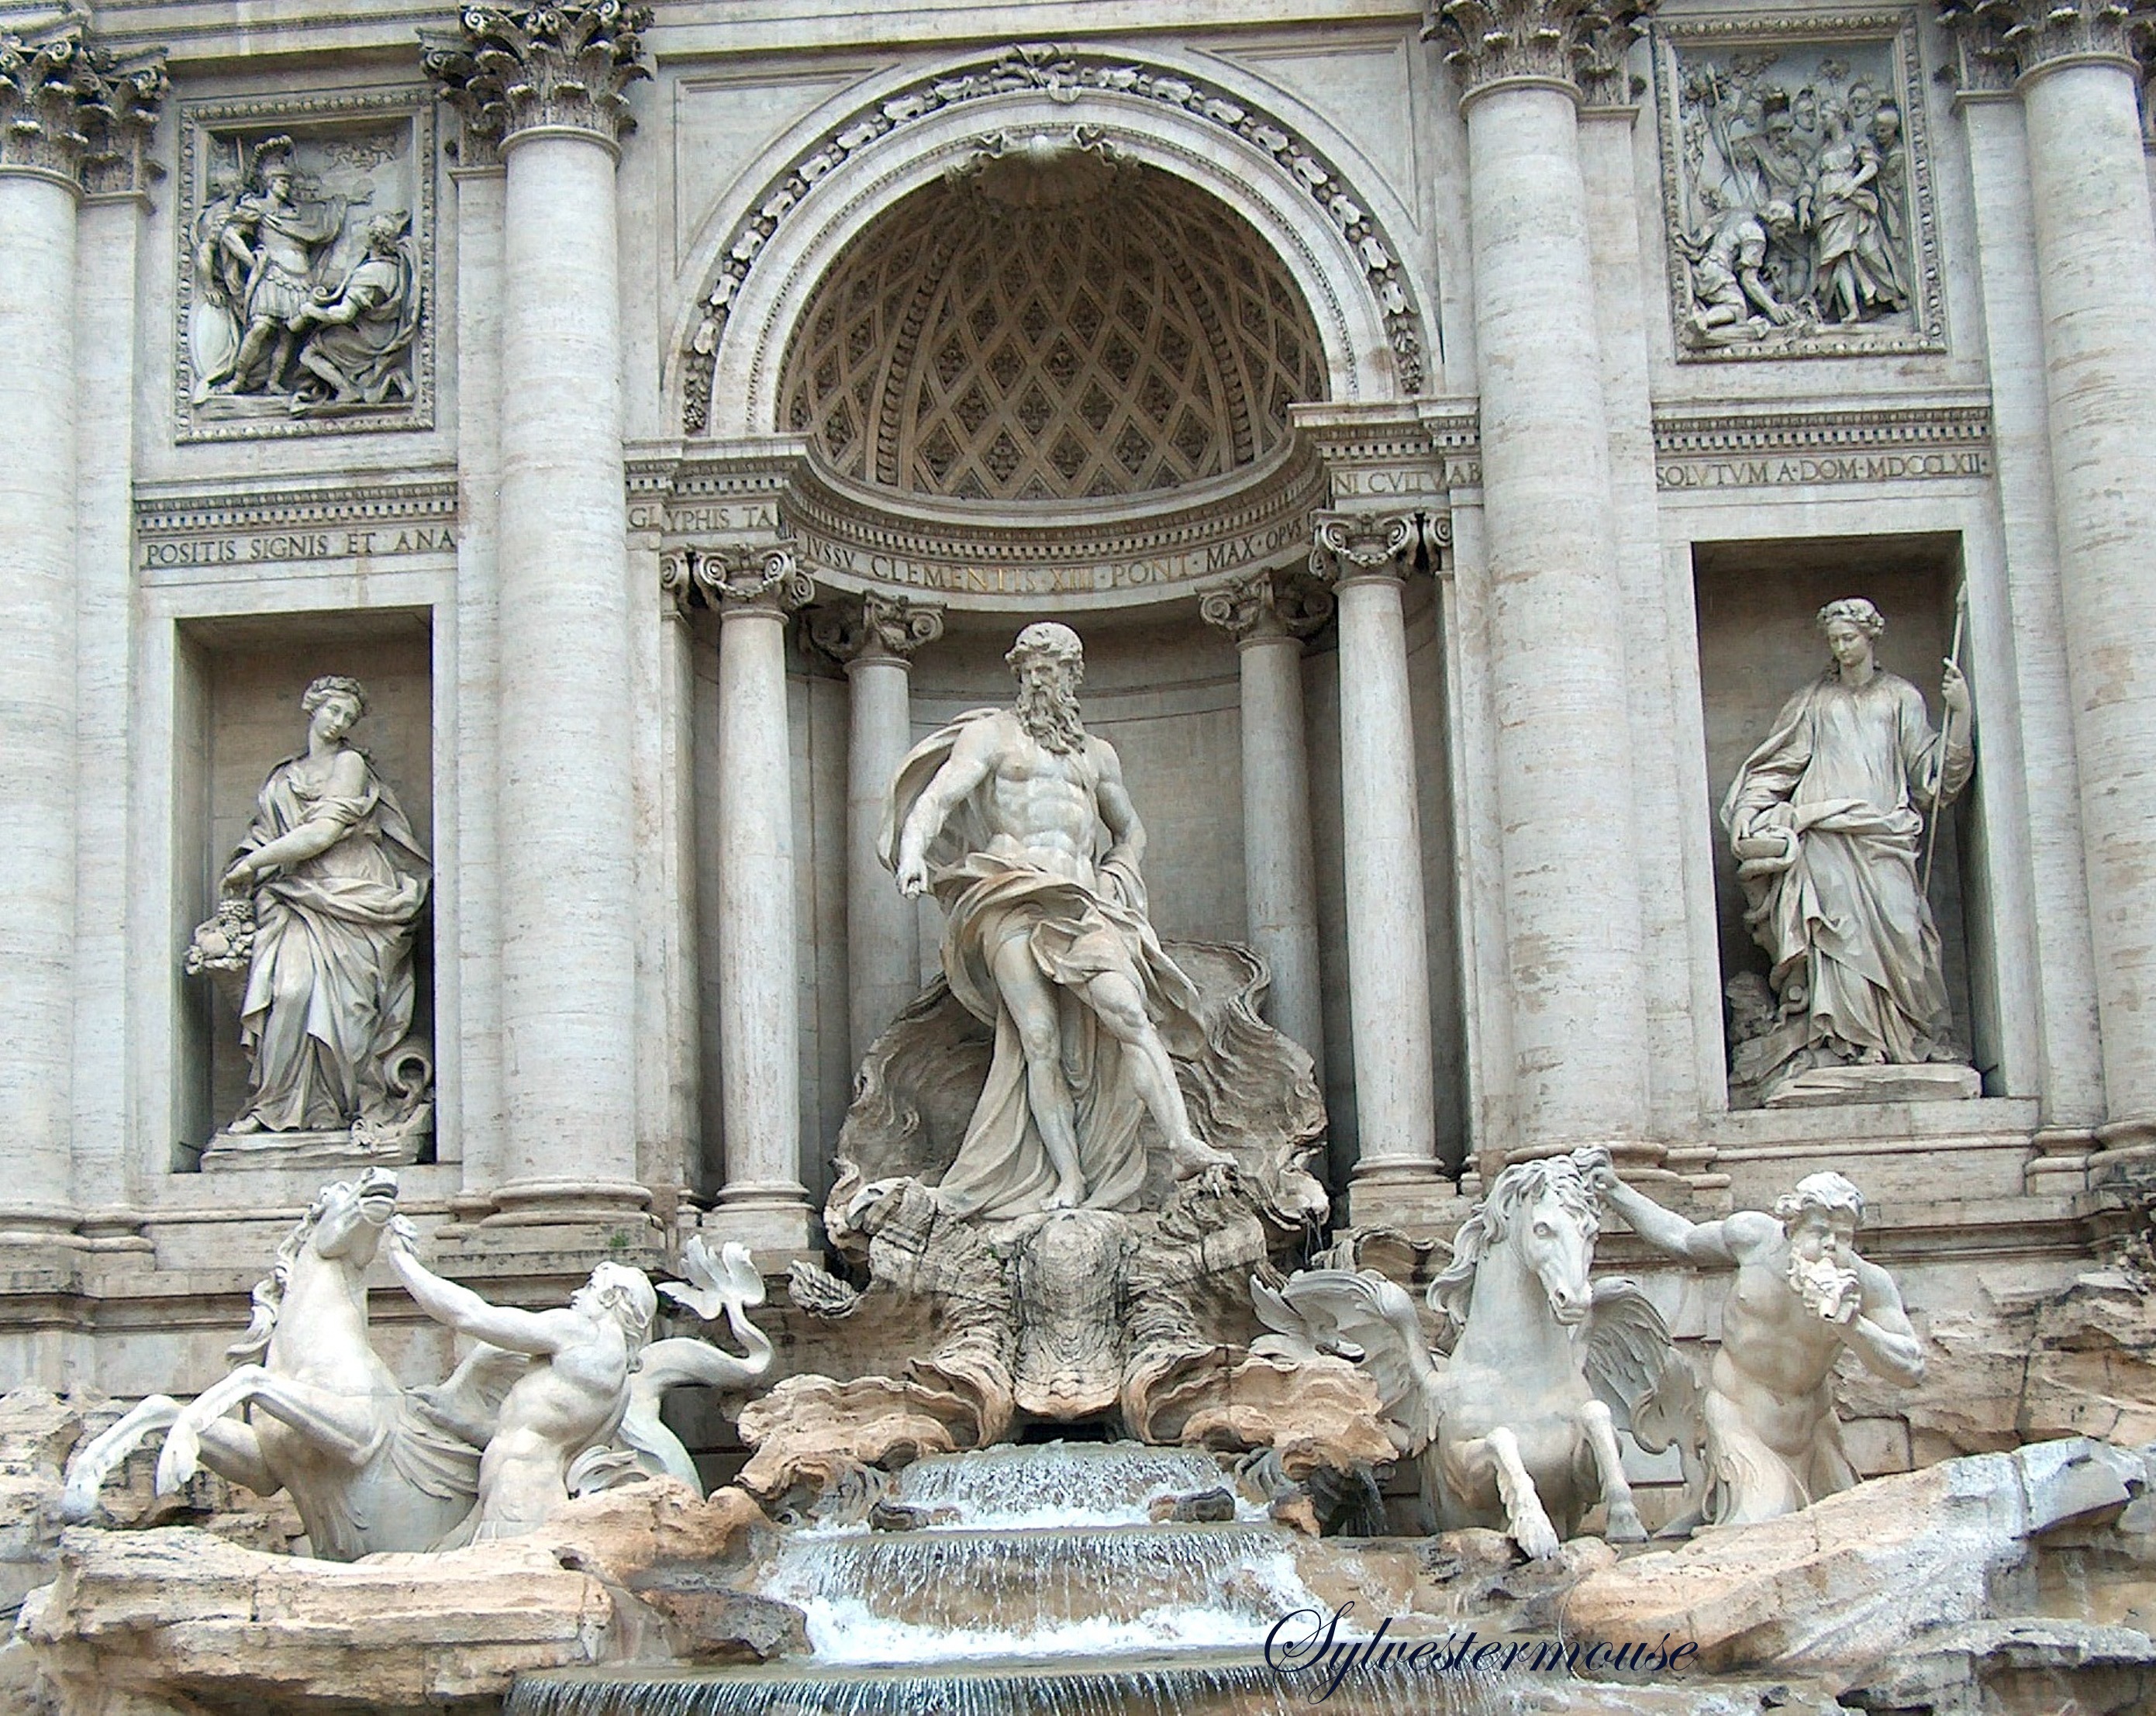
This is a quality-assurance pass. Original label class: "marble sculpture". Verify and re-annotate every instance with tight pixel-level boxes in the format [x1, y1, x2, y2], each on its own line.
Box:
[1593, 1162, 1926, 1525]
[1255, 1148, 1697, 1560]
[188, 675, 434, 1155]
[885, 620, 1234, 1216]
[60, 1173, 773, 1556]
[1722, 598, 1975, 1102]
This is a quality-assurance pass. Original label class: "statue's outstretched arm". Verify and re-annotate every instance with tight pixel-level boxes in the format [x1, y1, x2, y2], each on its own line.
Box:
[388, 1232, 564, 1356]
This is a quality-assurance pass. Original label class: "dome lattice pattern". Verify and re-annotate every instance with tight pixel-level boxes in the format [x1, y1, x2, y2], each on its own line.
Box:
[781, 168, 1326, 502]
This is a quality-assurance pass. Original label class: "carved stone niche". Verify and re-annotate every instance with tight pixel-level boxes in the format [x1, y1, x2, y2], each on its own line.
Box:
[173, 611, 437, 1170]
[176, 90, 435, 441]
[1653, 12, 1946, 362]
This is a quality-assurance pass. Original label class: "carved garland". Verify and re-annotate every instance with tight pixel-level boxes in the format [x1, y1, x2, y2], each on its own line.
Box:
[681, 43, 1430, 435]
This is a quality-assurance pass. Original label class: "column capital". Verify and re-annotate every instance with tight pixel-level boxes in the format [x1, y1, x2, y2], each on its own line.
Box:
[1199, 568, 1336, 645]
[1423, 1, 1655, 109]
[1309, 511, 1433, 589]
[1937, 0, 2154, 87]
[421, 2, 653, 157]
[665, 544, 815, 619]
[807, 592, 947, 667]
[0, 22, 165, 196]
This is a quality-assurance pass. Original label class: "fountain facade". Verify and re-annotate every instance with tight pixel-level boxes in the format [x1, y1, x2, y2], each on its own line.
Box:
[8, 0, 2156, 1711]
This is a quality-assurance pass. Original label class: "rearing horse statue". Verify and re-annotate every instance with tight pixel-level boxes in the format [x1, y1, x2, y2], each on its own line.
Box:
[1255, 1148, 1699, 1559]
[63, 1169, 483, 1559]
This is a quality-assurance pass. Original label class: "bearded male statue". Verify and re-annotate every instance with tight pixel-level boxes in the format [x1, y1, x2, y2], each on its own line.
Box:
[881, 622, 1233, 1220]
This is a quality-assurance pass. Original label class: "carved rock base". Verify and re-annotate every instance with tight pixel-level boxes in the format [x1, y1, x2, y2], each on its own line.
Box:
[1761, 1062, 1982, 1109]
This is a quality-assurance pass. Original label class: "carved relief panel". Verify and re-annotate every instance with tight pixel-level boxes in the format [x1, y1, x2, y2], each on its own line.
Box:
[175, 89, 435, 440]
[1653, 12, 1944, 361]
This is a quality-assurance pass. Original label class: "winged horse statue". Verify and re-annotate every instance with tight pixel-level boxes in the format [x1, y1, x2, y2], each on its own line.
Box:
[1254, 1148, 1699, 1559]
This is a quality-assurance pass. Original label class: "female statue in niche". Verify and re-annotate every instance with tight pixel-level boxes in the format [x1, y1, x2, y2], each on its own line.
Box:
[1721, 599, 1972, 1098]
[212, 676, 431, 1142]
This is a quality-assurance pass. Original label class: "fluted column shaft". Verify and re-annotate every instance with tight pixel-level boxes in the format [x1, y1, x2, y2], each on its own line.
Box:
[492, 132, 640, 1210]
[710, 556, 814, 1253]
[430, 5, 655, 1227]
[1200, 573, 1328, 1074]
[2016, 47, 2156, 1137]
[0, 164, 79, 1233]
[1460, 69, 1651, 1156]
[1317, 518, 1440, 1192]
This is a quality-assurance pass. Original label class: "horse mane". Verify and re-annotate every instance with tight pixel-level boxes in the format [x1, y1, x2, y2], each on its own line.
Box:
[226, 1187, 336, 1362]
[1425, 1155, 1599, 1330]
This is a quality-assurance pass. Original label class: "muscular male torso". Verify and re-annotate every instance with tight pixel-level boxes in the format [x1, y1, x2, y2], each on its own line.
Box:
[978, 714, 1112, 889]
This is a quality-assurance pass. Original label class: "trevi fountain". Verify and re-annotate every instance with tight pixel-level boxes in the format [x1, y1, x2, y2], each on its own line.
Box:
[5, 2, 2156, 1713]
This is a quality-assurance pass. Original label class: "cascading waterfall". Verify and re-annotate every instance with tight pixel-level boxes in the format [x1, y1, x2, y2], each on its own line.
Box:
[508, 1443, 1513, 1715]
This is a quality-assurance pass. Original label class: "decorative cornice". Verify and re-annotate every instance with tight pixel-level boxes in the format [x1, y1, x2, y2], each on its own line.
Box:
[420, 2, 651, 154]
[1423, 1, 1655, 106]
[0, 20, 165, 194]
[1652, 396, 1993, 490]
[1309, 510, 1431, 586]
[806, 592, 947, 665]
[136, 472, 459, 540]
[1197, 568, 1335, 644]
[1937, 0, 2152, 84]
[664, 544, 815, 618]
[681, 42, 1429, 433]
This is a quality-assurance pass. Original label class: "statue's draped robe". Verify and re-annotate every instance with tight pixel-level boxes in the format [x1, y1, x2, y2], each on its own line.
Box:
[1720, 668, 1971, 1062]
[880, 711, 1207, 1221]
[305, 241, 423, 402]
[236, 751, 430, 1130]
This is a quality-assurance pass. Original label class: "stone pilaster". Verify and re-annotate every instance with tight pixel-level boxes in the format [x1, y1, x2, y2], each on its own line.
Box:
[1940, 0, 2156, 1149]
[807, 593, 945, 1071]
[1310, 513, 1447, 1217]
[1199, 569, 1331, 1081]
[688, 545, 818, 1259]
[426, 5, 655, 1237]
[0, 22, 163, 1245]
[1428, 0, 1655, 1174]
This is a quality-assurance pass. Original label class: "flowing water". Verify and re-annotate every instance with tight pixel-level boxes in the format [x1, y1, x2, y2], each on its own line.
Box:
[508, 1442, 1509, 1716]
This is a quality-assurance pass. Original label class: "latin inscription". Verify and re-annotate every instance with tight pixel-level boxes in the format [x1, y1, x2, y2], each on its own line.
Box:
[1656, 449, 1990, 491]
[799, 518, 1311, 596]
[141, 524, 457, 568]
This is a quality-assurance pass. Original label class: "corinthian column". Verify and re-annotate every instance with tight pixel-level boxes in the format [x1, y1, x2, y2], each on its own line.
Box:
[1940, 0, 2156, 1148]
[1199, 569, 1330, 1076]
[1312, 514, 1444, 1214]
[809, 593, 945, 1069]
[695, 547, 817, 1256]
[0, 23, 162, 1245]
[426, 6, 655, 1234]
[1426, 1, 1654, 1168]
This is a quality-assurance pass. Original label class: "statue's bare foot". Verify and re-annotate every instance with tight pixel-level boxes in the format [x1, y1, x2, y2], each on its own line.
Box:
[1168, 1135, 1232, 1180]
[1044, 1176, 1085, 1211]
[224, 1114, 264, 1135]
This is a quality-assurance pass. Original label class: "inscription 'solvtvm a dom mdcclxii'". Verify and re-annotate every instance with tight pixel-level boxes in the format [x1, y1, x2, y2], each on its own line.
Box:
[11, 0, 2156, 1711]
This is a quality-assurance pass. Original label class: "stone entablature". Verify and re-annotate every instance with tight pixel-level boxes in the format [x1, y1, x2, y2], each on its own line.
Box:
[1652, 396, 1994, 491]
[133, 474, 459, 575]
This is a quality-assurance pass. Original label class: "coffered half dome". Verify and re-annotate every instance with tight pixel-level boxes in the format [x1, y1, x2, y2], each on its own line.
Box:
[778, 147, 1329, 506]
